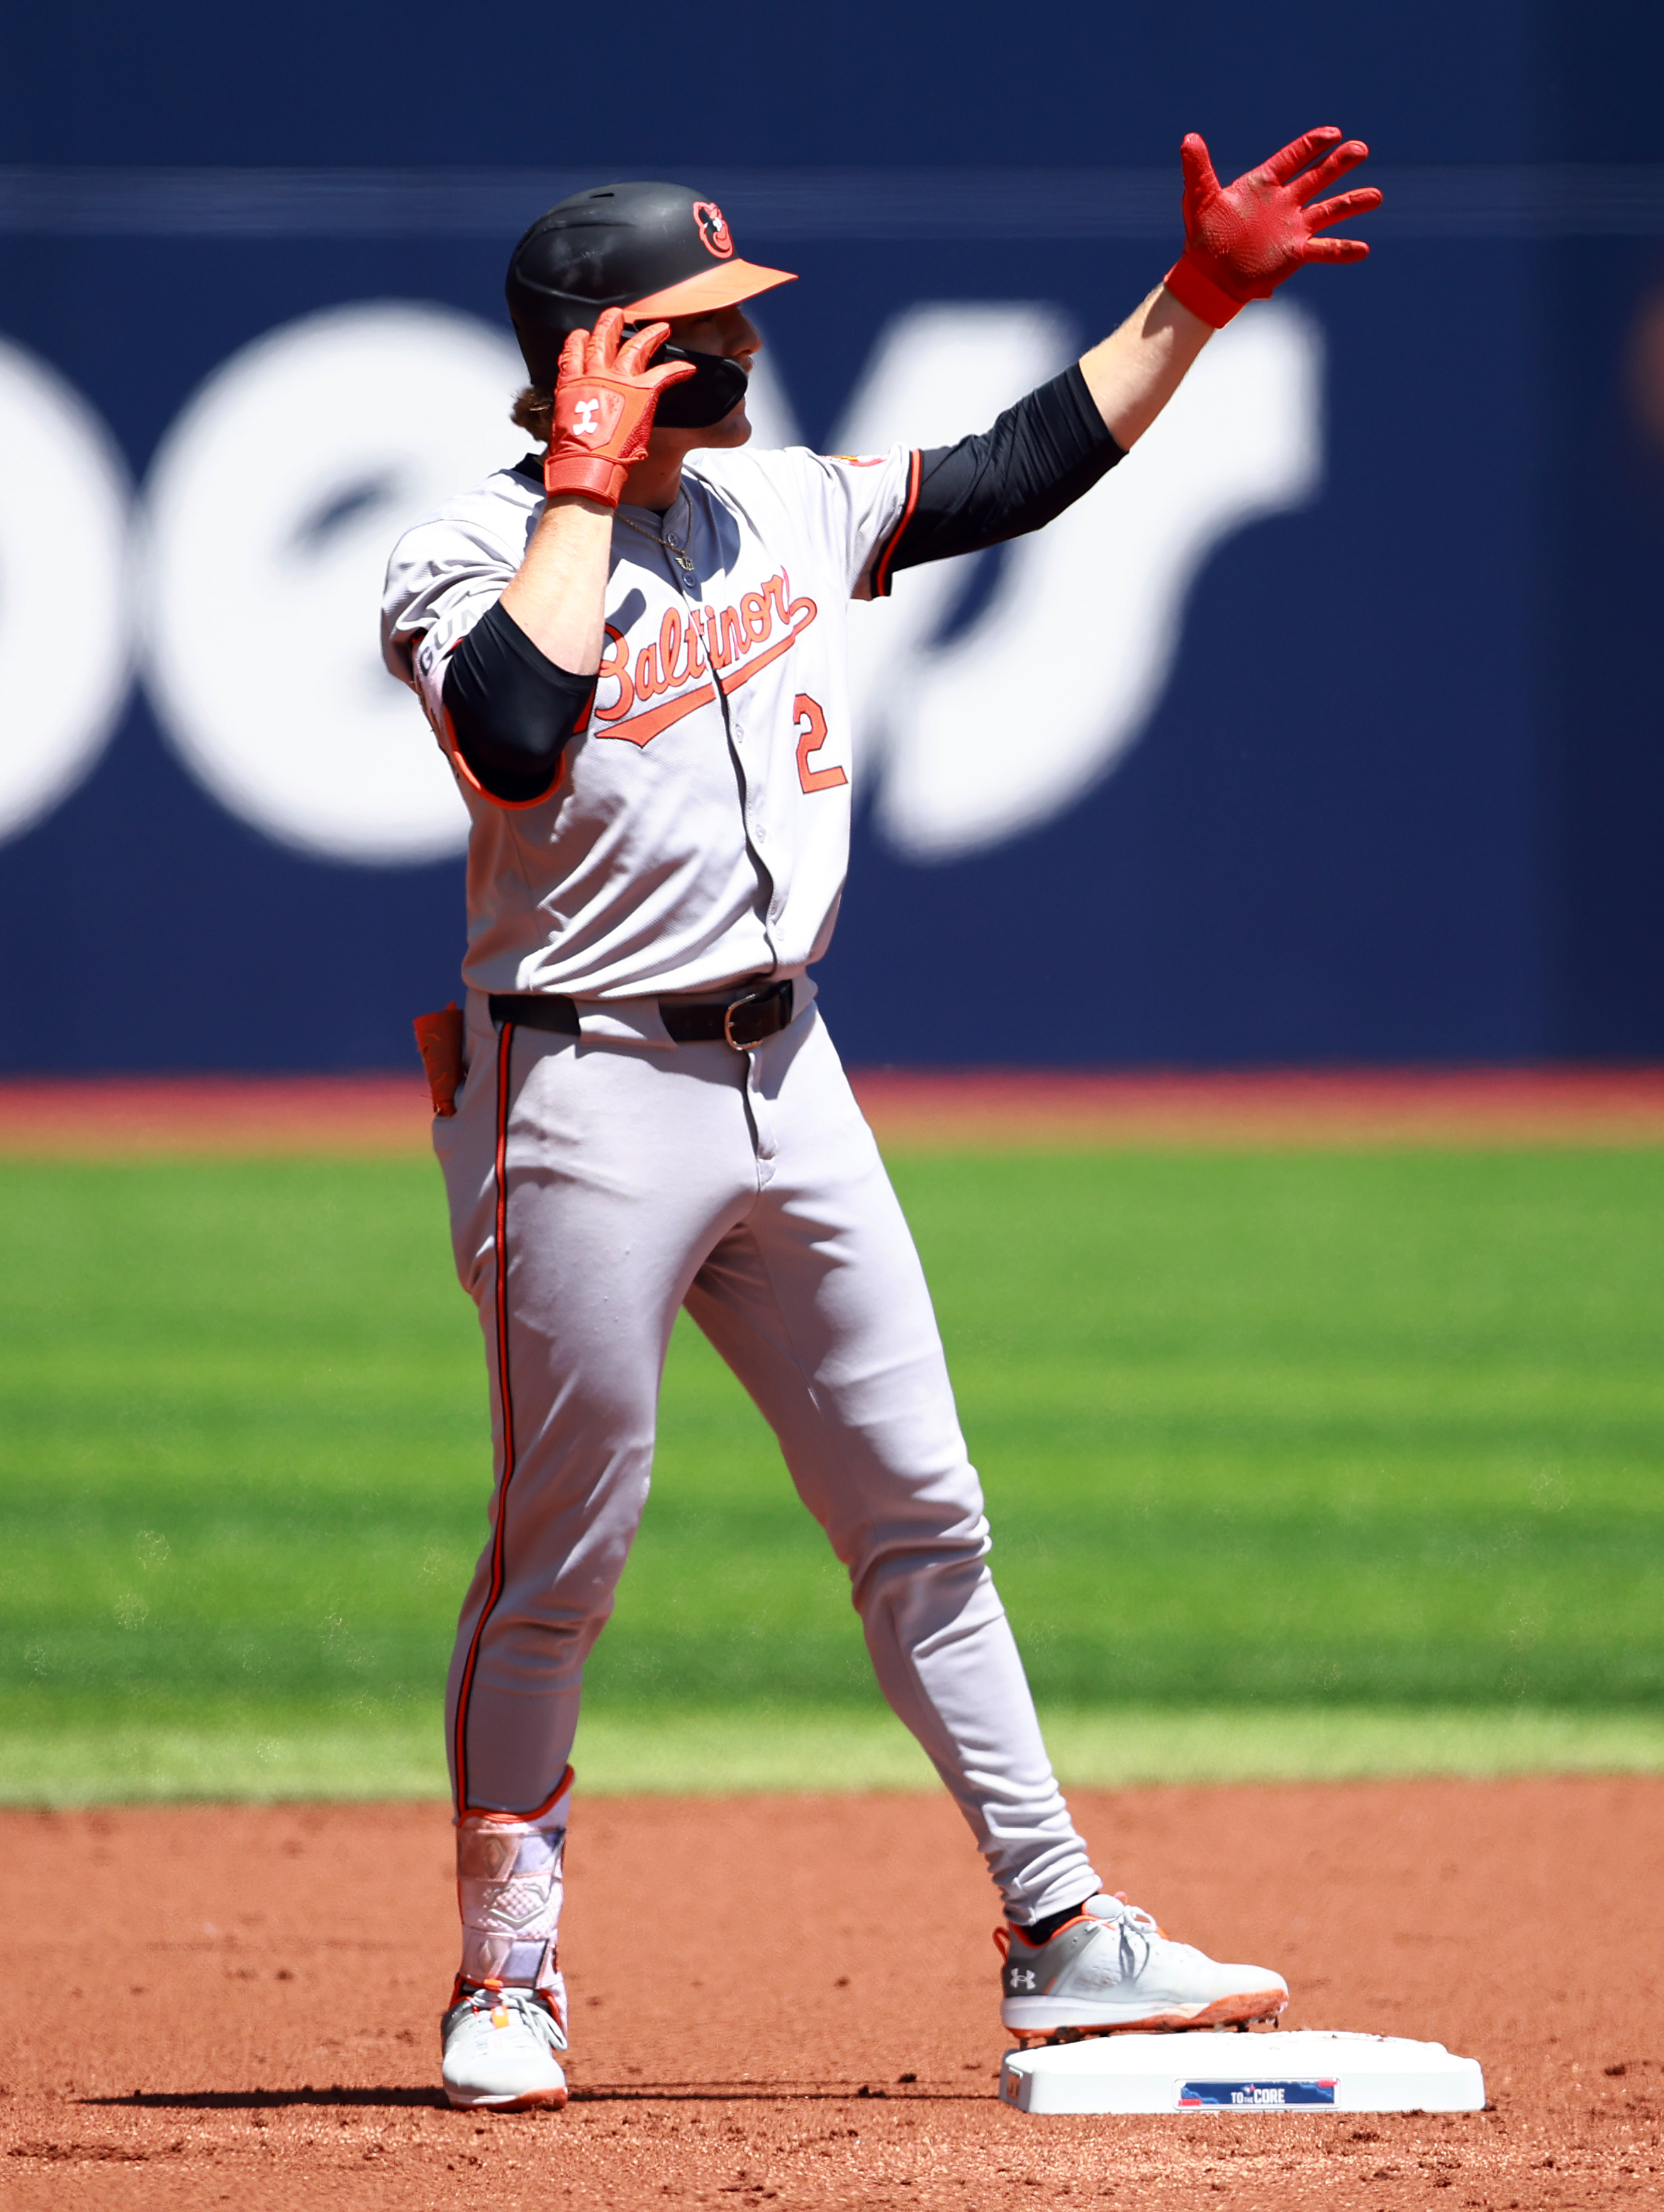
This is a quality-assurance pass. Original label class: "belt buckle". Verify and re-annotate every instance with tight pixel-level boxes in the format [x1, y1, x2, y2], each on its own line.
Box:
[722, 990, 761, 1051]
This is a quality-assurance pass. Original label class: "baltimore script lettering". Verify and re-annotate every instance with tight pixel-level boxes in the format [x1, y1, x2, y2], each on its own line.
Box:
[592, 570, 820, 749]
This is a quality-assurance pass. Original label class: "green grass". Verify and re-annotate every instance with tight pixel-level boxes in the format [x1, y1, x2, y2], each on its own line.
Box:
[7, 1706, 1664, 1808]
[1, 1150, 1660, 1802]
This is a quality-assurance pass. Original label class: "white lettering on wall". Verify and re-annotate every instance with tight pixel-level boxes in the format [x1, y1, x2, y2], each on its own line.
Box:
[0, 297, 1323, 868]
[0, 339, 133, 844]
[139, 302, 523, 866]
[845, 300, 1324, 862]
[834, 303, 1077, 792]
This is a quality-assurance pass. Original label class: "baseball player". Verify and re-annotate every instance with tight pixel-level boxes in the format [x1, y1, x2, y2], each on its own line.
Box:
[383, 130, 1379, 2111]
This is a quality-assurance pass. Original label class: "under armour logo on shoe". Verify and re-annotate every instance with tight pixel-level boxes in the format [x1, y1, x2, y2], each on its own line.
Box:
[1008, 1968, 1037, 1991]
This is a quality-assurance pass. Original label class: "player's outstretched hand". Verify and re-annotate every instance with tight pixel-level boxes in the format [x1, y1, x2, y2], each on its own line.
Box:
[1163, 128, 1383, 330]
[542, 307, 697, 506]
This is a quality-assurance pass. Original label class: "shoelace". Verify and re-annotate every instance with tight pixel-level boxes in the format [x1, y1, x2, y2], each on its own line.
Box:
[459, 1981, 568, 2054]
[1088, 1895, 1163, 1981]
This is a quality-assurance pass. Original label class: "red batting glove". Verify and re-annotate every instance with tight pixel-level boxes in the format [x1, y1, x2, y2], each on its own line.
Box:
[1163, 127, 1383, 329]
[542, 308, 696, 506]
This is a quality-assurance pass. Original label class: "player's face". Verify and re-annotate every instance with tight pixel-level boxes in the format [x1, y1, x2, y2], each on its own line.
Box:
[659, 305, 761, 449]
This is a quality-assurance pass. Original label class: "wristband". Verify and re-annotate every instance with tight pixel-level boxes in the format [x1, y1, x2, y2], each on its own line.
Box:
[543, 451, 630, 505]
[1162, 255, 1245, 330]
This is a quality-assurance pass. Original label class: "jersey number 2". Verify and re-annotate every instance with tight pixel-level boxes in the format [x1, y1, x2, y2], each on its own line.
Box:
[794, 695, 848, 795]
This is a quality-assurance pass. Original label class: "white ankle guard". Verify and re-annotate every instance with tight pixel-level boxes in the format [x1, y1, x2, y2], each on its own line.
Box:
[456, 1770, 571, 1994]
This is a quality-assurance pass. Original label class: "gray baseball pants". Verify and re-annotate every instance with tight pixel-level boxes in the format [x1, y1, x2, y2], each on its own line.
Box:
[433, 988, 1098, 1923]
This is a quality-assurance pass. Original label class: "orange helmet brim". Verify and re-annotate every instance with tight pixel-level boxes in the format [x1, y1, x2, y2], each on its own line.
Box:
[625, 259, 797, 320]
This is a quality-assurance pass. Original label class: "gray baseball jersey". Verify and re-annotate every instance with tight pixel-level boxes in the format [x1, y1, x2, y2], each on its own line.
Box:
[381, 446, 912, 1019]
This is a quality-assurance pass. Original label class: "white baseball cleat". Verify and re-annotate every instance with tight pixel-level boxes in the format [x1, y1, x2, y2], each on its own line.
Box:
[440, 1978, 569, 2110]
[998, 1892, 1288, 2043]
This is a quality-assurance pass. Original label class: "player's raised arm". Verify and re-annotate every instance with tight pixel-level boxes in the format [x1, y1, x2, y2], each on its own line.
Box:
[1082, 126, 1381, 447]
[503, 308, 695, 666]
[440, 311, 694, 803]
[861, 127, 1378, 597]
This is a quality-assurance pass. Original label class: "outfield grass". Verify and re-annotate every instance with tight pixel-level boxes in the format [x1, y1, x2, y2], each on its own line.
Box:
[1, 1149, 1660, 1802]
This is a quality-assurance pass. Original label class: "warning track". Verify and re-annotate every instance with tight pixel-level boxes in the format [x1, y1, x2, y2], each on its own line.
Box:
[1, 1066, 1662, 1155]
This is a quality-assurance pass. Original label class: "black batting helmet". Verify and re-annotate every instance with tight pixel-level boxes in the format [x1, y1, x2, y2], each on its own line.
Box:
[506, 181, 795, 428]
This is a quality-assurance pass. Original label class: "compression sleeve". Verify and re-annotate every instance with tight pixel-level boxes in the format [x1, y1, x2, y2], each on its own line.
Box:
[442, 598, 597, 805]
[869, 363, 1125, 596]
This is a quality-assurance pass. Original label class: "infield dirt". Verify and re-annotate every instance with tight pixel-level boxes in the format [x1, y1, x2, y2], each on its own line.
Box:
[2, 1775, 1658, 2208]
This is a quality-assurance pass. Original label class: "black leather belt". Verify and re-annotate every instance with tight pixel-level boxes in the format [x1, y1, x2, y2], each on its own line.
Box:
[488, 978, 794, 1051]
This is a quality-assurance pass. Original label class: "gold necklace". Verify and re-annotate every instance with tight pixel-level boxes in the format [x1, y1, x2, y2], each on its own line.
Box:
[618, 498, 696, 577]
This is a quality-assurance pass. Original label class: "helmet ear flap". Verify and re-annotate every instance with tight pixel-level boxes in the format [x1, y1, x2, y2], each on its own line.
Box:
[644, 340, 749, 430]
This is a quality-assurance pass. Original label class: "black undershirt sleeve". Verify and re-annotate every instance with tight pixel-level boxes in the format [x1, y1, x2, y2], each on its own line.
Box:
[870, 362, 1125, 594]
[442, 599, 597, 805]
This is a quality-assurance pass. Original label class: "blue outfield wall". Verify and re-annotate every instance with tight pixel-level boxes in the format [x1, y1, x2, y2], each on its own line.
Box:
[0, 2, 1660, 1073]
